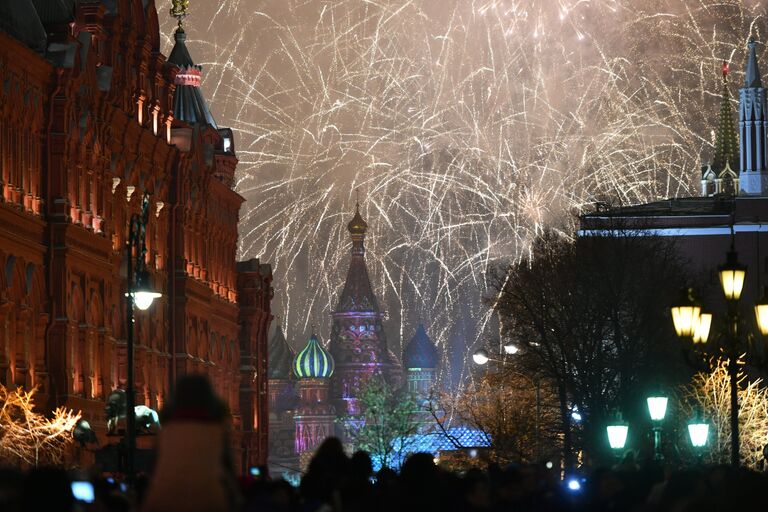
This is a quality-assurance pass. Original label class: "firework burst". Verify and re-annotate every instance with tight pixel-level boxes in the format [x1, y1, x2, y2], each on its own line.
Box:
[160, 0, 768, 385]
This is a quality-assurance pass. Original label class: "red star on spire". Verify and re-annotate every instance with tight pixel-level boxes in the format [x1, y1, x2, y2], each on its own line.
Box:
[722, 60, 730, 78]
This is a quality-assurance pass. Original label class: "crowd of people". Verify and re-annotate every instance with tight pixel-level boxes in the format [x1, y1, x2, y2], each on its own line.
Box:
[0, 376, 765, 511]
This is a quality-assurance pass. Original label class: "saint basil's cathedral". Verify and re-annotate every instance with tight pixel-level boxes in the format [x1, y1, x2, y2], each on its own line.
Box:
[267, 204, 440, 475]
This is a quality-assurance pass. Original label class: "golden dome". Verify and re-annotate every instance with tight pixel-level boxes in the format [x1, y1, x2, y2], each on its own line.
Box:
[347, 202, 368, 235]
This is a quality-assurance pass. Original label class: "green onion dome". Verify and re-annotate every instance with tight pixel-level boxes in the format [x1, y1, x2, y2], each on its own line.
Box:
[293, 334, 334, 379]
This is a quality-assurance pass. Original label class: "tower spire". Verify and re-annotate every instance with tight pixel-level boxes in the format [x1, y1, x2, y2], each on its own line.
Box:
[739, 38, 768, 195]
[166, 0, 217, 128]
[714, 62, 739, 170]
[337, 202, 376, 311]
[746, 38, 763, 88]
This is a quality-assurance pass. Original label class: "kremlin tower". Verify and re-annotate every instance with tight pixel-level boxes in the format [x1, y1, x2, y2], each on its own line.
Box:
[739, 39, 768, 194]
[701, 61, 740, 196]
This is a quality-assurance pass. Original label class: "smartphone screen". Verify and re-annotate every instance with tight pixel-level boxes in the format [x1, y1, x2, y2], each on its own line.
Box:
[71, 481, 95, 503]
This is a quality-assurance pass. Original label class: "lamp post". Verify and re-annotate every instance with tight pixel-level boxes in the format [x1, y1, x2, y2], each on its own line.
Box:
[472, 347, 541, 462]
[670, 237, 768, 468]
[646, 395, 668, 460]
[125, 193, 161, 478]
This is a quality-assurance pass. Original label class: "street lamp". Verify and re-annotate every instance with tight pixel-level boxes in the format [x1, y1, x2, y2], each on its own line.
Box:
[131, 270, 162, 311]
[606, 415, 629, 452]
[503, 342, 520, 355]
[687, 422, 709, 449]
[646, 395, 668, 460]
[688, 416, 709, 465]
[670, 239, 758, 467]
[124, 193, 161, 478]
[671, 288, 701, 338]
[755, 287, 768, 336]
[718, 248, 746, 301]
[692, 312, 712, 344]
[646, 396, 668, 422]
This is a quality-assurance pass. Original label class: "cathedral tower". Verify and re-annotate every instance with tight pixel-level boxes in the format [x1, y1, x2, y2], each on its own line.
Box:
[739, 39, 768, 195]
[267, 324, 298, 477]
[329, 203, 401, 418]
[403, 323, 439, 399]
[293, 334, 335, 470]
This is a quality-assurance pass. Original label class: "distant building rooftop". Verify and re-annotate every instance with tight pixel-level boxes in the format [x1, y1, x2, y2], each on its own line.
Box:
[580, 195, 768, 236]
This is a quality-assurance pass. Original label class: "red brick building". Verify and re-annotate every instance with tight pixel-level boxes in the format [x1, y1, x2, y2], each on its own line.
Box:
[0, 0, 272, 470]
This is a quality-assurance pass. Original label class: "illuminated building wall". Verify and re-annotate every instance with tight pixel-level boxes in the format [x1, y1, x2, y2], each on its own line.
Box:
[0, 0, 272, 472]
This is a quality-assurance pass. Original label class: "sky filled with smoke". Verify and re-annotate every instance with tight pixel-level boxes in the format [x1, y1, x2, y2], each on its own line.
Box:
[159, 0, 767, 386]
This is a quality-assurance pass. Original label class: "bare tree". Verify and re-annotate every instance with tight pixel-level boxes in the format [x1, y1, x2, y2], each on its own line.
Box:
[0, 385, 81, 467]
[429, 367, 560, 465]
[489, 228, 688, 465]
[679, 358, 768, 469]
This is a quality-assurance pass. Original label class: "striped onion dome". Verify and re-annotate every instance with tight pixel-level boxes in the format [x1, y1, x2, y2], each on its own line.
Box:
[293, 334, 334, 379]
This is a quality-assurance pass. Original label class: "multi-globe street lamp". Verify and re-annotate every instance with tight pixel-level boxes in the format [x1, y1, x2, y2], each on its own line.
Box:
[607, 406, 709, 462]
[670, 239, 768, 467]
[124, 193, 161, 477]
[472, 346, 541, 462]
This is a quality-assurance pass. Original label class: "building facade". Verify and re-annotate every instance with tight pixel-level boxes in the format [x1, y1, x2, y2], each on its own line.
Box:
[0, 0, 272, 471]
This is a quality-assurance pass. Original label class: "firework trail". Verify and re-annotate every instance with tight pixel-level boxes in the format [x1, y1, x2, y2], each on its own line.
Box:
[160, 0, 767, 385]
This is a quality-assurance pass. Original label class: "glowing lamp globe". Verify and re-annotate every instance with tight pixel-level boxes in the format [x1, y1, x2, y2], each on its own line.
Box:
[755, 287, 768, 336]
[606, 424, 629, 450]
[503, 342, 519, 355]
[128, 270, 161, 311]
[687, 422, 709, 449]
[646, 396, 668, 422]
[718, 249, 746, 301]
[472, 348, 490, 365]
[692, 312, 712, 344]
[133, 290, 160, 310]
[671, 289, 701, 338]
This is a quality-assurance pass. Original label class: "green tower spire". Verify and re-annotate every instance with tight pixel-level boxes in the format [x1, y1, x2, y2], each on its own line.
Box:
[711, 61, 740, 175]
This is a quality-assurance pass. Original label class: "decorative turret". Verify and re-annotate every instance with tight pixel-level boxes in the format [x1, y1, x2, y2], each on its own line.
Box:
[267, 322, 299, 478]
[404, 324, 439, 369]
[293, 333, 336, 470]
[330, 202, 401, 421]
[336, 202, 378, 312]
[293, 334, 334, 379]
[268, 323, 294, 380]
[739, 39, 768, 195]
[403, 324, 439, 397]
[167, 1, 217, 128]
[702, 61, 740, 196]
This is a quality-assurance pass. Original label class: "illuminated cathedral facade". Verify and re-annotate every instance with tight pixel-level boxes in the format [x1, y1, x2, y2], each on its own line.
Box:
[267, 204, 440, 475]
